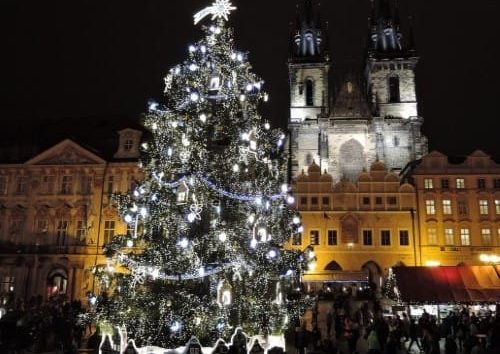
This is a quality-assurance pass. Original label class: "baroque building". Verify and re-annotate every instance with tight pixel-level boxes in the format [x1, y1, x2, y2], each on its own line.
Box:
[0, 125, 142, 303]
[288, 0, 428, 182]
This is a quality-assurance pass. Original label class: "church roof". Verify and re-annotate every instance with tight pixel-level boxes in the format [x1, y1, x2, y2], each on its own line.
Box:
[332, 73, 372, 118]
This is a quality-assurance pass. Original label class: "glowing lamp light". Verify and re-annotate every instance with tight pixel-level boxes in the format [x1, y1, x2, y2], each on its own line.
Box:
[167, 147, 173, 157]
[151, 122, 158, 130]
[287, 196, 295, 204]
[241, 132, 249, 141]
[199, 114, 207, 123]
[232, 164, 240, 173]
[179, 238, 189, 249]
[230, 52, 237, 60]
[246, 84, 253, 92]
[237, 53, 243, 61]
[268, 249, 277, 259]
[479, 254, 500, 263]
[171, 121, 179, 128]
[200, 45, 206, 53]
[248, 214, 255, 223]
[308, 261, 317, 271]
[249, 140, 257, 151]
[425, 260, 441, 267]
[124, 215, 133, 223]
[308, 250, 316, 260]
[89, 296, 97, 306]
[293, 216, 300, 225]
[140, 207, 148, 218]
[286, 269, 294, 276]
[189, 45, 196, 52]
[198, 267, 205, 277]
[126, 240, 134, 247]
[141, 142, 149, 150]
[170, 321, 182, 333]
[264, 93, 269, 102]
[254, 197, 262, 205]
[281, 184, 288, 193]
[190, 92, 200, 101]
[298, 226, 304, 233]
[264, 122, 270, 130]
[151, 268, 160, 279]
[187, 213, 196, 223]
[149, 102, 159, 111]
[250, 238, 257, 249]
[239, 94, 246, 102]
[189, 64, 198, 71]
[218, 232, 227, 243]
[195, 317, 202, 325]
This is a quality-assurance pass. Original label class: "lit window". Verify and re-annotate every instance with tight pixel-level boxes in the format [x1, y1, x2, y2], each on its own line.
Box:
[363, 230, 373, 246]
[300, 197, 307, 205]
[424, 178, 434, 189]
[327, 230, 338, 246]
[362, 197, 370, 205]
[381, 230, 391, 246]
[322, 197, 329, 206]
[388, 76, 400, 103]
[399, 230, 409, 246]
[80, 175, 92, 195]
[460, 228, 471, 246]
[61, 176, 73, 195]
[442, 200, 452, 215]
[310, 230, 319, 245]
[495, 200, 500, 215]
[2, 276, 15, 293]
[311, 197, 318, 205]
[292, 233, 302, 246]
[36, 219, 48, 234]
[494, 178, 500, 189]
[441, 179, 450, 189]
[427, 228, 438, 245]
[444, 228, 454, 245]
[56, 220, 69, 245]
[456, 178, 465, 189]
[104, 220, 115, 244]
[107, 176, 115, 194]
[387, 196, 397, 205]
[426, 200, 436, 215]
[305, 79, 314, 106]
[479, 200, 489, 215]
[481, 228, 492, 246]
[477, 178, 486, 189]
[375, 197, 383, 205]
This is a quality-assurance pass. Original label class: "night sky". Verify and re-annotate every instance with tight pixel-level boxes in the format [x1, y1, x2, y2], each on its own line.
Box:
[2, 0, 500, 157]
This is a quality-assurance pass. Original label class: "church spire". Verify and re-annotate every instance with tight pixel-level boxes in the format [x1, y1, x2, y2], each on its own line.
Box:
[367, 0, 406, 58]
[290, 0, 328, 62]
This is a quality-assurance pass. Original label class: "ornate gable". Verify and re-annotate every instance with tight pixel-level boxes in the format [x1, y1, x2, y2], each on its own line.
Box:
[25, 139, 106, 166]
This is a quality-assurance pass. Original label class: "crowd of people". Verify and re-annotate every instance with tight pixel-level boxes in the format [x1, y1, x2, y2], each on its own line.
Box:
[0, 295, 86, 353]
[292, 289, 500, 354]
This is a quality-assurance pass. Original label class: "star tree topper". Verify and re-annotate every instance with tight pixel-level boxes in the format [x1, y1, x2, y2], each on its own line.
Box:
[194, 0, 237, 25]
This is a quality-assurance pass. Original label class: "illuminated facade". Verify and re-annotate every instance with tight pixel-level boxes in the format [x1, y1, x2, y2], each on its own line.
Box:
[404, 150, 500, 267]
[0, 129, 142, 302]
[289, 161, 417, 287]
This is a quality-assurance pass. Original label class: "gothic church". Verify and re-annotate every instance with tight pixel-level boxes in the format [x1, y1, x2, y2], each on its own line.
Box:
[288, 0, 428, 181]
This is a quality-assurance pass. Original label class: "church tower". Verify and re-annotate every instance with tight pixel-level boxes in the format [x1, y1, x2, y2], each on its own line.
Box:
[364, 0, 427, 169]
[288, 0, 330, 176]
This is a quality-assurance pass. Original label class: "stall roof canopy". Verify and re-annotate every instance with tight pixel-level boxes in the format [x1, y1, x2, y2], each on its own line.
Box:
[394, 266, 500, 303]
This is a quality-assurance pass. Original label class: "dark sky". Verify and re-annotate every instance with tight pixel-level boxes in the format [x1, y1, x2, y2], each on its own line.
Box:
[2, 0, 500, 156]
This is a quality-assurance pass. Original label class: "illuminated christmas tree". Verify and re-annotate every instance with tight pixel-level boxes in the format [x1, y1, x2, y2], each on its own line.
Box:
[93, 1, 314, 349]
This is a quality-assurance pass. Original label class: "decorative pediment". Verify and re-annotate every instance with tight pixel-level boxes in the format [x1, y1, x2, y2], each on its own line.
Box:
[26, 139, 106, 166]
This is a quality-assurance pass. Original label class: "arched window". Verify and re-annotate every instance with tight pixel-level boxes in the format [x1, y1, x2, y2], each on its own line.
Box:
[47, 268, 68, 297]
[388, 76, 400, 103]
[305, 79, 314, 106]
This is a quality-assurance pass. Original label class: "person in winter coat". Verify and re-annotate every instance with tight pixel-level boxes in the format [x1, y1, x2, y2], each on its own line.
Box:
[367, 328, 381, 354]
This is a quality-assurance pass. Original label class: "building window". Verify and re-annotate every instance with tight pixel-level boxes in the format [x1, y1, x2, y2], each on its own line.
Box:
[107, 176, 115, 194]
[494, 178, 500, 189]
[481, 228, 492, 246]
[305, 79, 314, 106]
[9, 219, 24, 237]
[444, 228, 454, 245]
[399, 230, 409, 246]
[363, 230, 373, 246]
[80, 176, 92, 195]
[327, 230, 338, 246]
[458, 201, 468, 216]
[310, 230, 319, 246]
[362, 197, 370, 205]
[311, 197, 318, 206]
[292, 233, 302, 246]
[124, 139, 134, 151]
[456, 178, 465, 189]
[427, 228, 438, 245]
[56, 220, 69, 246]
[387, 196, 397, 205]
[322, 197, 329, 206]
[2, 276, 15, 293]
[388, 76, 400, 103]
[0, 176, 8, 195]
[479, 200, 489, 215]
[76, 220, 87, 242]
[426, 200, 436, 215]
[460, 228, 471, 246]
[16, 176, 28, 195]
[441, 179, 450, 189]
[300, 197, 307, 206]
[393, 136, 400, 147]
[126, 223, 135, 238]
[375, 197, 383, 205]
[495, 200, 500, 215]
[48, 273, 67, 295]
[61, 176, 73, 195]
[477, 178, 486, 189]
[381, 230, 391, 246]
[424, 178, 434, 189]
[442, 200, 452, 215]
[36, 219, 48, 234]
[104, 220, 116, 244]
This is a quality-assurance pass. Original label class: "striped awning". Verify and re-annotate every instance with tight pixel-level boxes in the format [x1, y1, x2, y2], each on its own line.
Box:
[393, 266, 500, 303]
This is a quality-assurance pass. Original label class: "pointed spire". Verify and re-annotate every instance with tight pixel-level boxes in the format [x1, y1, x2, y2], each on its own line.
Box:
[380, 0, 392, 20]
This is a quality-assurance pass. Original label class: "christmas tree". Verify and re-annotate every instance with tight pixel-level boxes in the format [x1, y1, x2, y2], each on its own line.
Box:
[92, 0, 314, 349]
